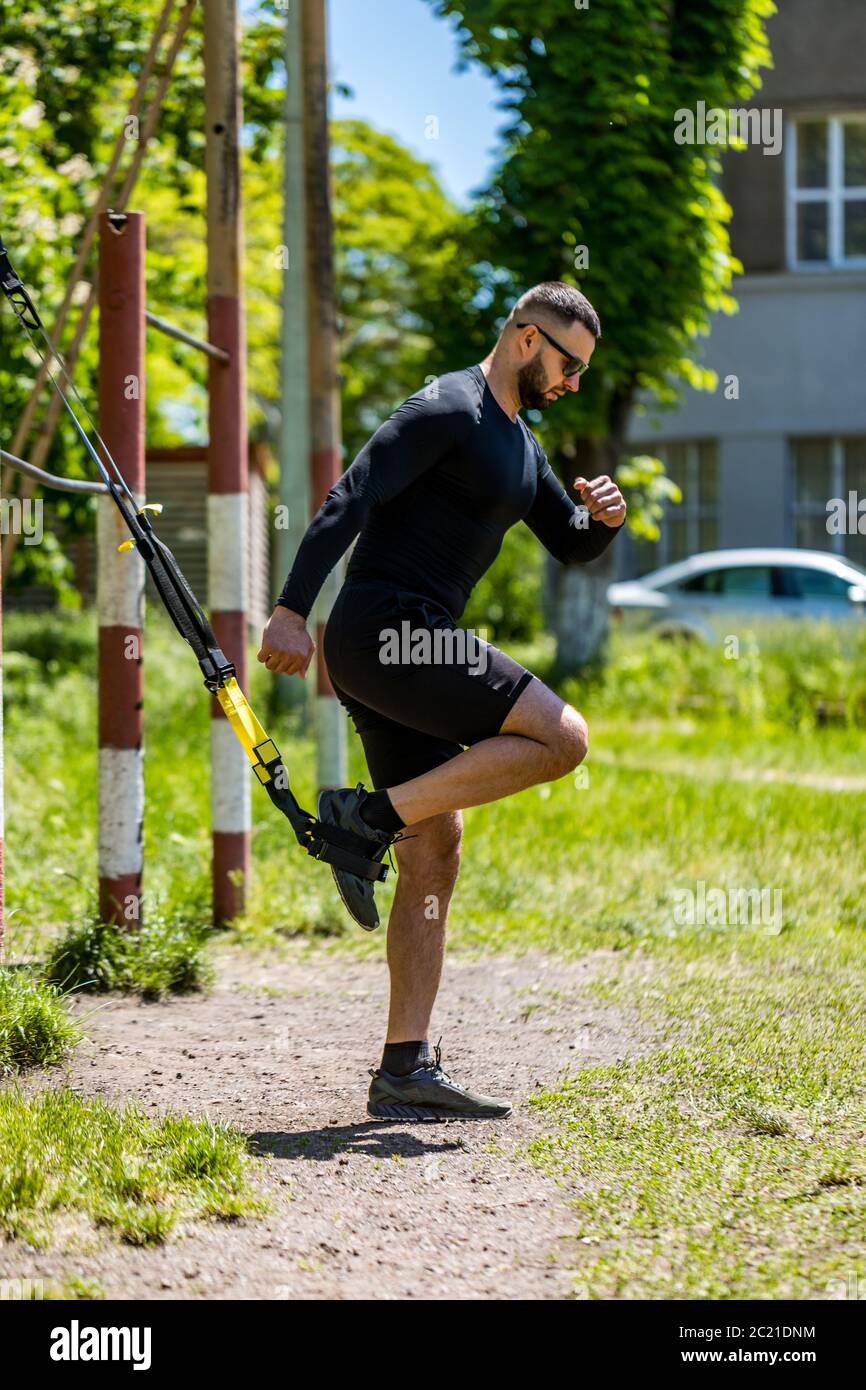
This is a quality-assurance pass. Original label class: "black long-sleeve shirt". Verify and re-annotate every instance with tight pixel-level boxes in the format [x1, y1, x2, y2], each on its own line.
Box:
[278, 363, 623, 622]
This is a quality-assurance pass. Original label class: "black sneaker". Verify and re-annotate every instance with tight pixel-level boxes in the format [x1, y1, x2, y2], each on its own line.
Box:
[367, 1041, 512, 1122]
[316, 783, 404, 931]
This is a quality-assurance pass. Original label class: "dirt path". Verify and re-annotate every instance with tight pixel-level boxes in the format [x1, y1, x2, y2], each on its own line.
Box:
[8, 946, 649, 1300]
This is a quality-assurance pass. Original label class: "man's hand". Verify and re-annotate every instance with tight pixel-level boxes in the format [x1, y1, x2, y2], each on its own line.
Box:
[574, 475, 627, 528]
[257, 605, 316, 678]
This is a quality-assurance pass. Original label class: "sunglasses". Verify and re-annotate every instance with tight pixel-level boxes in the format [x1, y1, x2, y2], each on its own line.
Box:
[516, 321, 589, 379]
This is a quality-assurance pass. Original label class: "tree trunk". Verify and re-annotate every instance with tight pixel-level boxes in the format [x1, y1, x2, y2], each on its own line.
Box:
[546, 540, 617, 672]
[547, 389, 633, 675]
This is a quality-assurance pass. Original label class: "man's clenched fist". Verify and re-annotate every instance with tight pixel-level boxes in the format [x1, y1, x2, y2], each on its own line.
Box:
[573, 475, 627, 528]
[257, 605, 316, 678]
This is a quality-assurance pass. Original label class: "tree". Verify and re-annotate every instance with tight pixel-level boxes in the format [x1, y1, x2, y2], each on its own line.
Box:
[425, 0, 775, 669]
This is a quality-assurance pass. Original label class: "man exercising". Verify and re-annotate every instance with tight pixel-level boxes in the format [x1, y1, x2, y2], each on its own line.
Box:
[258, 282, 626, 1121]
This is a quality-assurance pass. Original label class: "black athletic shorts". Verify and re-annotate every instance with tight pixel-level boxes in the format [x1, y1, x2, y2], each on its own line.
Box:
[323, 579, 535, 789]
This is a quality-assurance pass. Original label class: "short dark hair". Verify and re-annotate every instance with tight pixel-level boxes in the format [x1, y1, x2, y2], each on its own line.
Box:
[508, 281, 601, 340]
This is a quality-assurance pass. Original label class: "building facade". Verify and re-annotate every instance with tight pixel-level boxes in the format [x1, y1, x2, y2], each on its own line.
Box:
[621, 0, 866, 578]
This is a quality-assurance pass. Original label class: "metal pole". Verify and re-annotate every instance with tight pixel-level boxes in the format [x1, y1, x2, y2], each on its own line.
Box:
[203, 0, 250, 926]
[0, 449, 108, 494]
[97, 211, 146, 927]
[145, 310, 230, 363]
[0, 538, 5, 956]
[303, 0, 346, 792]
[275, 0, 311, 715]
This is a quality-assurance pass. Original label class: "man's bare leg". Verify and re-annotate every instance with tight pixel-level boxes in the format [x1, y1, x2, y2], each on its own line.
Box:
[384, 811, 462, 1042]
[387, 679, 587, 827]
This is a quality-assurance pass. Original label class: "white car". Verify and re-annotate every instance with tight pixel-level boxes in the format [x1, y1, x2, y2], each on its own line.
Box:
[608, 548, 866, 640]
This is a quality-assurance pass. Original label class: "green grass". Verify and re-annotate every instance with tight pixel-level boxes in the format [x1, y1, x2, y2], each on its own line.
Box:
[0, 969, 83, 1073]
[525, 933, 866, 1299]
[0, 1087, 267, 1247]
[3, 609, 354, 951]
[5, 611, 865, 956]
[44, 913, 215, 999]
[4, 610, 865, 1295]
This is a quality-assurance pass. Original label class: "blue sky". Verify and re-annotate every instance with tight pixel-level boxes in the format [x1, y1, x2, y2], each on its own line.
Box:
[240, 2, 505, 204]
[328, 0, 504, 206]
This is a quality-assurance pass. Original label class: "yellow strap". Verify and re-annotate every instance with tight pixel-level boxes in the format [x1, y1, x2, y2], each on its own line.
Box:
[215, 677, 273, 766]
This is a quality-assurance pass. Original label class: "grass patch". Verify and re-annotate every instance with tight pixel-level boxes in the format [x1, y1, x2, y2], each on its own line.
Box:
[0, 1087, 267, 1247]
[43, 913, 216, 999]
[525, 935, 866, 1300]
[0, 970, 82, 1073]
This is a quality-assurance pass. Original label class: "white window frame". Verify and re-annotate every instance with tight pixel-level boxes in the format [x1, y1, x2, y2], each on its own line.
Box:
[655, 441, 719, 567]
[790, 437, 865, 557]
[786, 115, 866, 271]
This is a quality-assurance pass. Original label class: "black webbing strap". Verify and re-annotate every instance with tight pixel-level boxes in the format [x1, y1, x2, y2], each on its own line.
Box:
[133, 511, 235, 688]
[0, 236, 42, 330]
[259, 757, 389, 883]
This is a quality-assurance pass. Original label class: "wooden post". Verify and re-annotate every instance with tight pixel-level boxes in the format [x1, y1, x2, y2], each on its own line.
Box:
[0, 548, 5, 956]
[203, 0, 250, 925]
[276, 0, 311, 716]
[303, 0, 346, 792]
[97, 211, 146, 926]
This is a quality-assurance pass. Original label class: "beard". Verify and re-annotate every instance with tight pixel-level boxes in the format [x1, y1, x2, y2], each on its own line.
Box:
[516, 355, 554, 412]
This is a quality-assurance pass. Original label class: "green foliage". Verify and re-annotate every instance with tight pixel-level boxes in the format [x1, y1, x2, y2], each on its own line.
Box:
[562, 620, 866, 731]
[616, 454, 683, 543]
[333, 119, 496, 464]
[462, 519, 544, 641]
[0, 969, 83, 1073]
[3, 609, 96, 671]
[0, 1086, 265, 1245]
[1, 3, 495, 608]
[44, 912, 216, 1000]
[423, 0, 776, 498]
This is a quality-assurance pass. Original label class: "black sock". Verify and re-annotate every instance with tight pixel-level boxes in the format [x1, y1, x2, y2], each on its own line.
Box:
[359, 788, 405, 834]
[381, 1039, 432, 1076]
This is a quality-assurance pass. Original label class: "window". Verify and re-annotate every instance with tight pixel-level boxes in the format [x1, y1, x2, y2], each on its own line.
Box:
[777, 567, 854, 600]
[791, 437, 866, 569]
[788, 117, 866, 268]
[636, 441, 719, 573]
[677, 566, 771, 596]
[719, 566, 772, 597]
[680, 570, 723, 594]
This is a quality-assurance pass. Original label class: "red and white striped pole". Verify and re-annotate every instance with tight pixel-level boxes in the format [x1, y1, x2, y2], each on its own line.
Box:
[0, 557, 5, 956]
[204, 0, 249, 925]
[97, 211, 145, 926]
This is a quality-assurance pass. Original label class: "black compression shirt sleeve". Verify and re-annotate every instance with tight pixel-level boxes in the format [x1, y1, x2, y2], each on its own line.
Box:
[523, 446, 625, 565]
[277, 394, 466, 621]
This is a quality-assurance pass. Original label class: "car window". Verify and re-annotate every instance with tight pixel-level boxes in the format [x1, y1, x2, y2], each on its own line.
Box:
[680, 570, 723, 594]
[719, 566, 772, 596]
[778, 567, 853, 600]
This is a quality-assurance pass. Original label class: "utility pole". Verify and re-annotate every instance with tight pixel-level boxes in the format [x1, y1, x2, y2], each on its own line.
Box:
[203, 0, 250, 925]
[303, 0, 346, 792]
[276, 0, 311, 717]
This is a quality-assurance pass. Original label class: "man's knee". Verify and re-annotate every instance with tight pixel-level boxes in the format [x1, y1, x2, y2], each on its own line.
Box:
[550, 706, 589, 777]
[395, 810, 463, 881]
